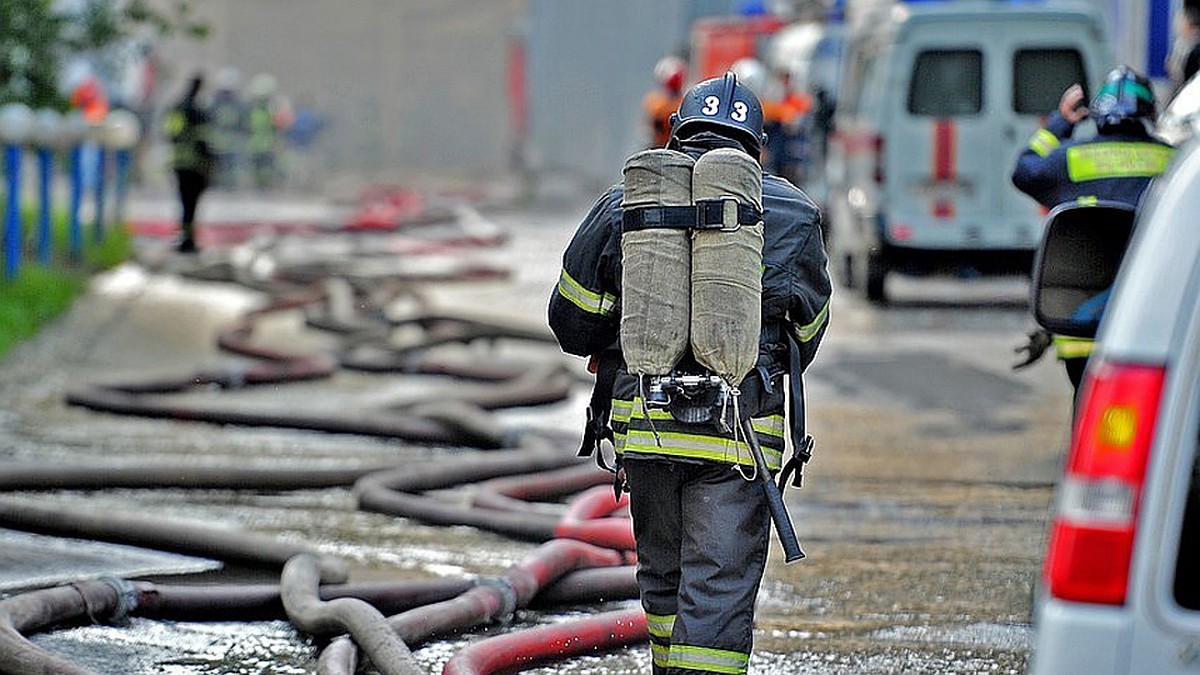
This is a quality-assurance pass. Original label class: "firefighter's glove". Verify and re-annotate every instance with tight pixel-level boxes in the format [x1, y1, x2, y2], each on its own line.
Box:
[1012, 329, 1052, 370]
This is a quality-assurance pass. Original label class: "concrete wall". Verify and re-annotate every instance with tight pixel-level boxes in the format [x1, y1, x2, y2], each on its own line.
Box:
[523, 0, 692, 192]
[523, 0, 768, 190]
[154, 0, 526, 190]
[150, 0, 776, 194]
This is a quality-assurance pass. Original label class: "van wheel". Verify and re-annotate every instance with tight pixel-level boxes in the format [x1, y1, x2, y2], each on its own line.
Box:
[866, 252, 887, 304]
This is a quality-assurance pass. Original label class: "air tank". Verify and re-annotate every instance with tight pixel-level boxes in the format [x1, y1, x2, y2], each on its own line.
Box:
[690, 147, 763, 387]
[620, 149, 694, 376]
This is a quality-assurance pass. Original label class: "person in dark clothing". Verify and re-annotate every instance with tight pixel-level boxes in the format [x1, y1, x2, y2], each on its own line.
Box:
[210, 67, 248, 190]
[164, 74, 214, 253]
[1011, 66, 1174, 395]
[548, 73, 831, 675]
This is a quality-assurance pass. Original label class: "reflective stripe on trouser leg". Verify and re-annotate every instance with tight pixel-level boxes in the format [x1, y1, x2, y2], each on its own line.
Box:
[646, 611, 676, 672]
[626, 458, 683, 671]
[625, 457, 769, 674]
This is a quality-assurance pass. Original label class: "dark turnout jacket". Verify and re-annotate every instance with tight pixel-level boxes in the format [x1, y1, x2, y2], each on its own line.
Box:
[548, 144, 831, 471]
[1011, 113, 1174, 210]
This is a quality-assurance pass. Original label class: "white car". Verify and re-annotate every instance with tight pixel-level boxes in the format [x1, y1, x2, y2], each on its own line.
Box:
[1026, 137, 1200, 674]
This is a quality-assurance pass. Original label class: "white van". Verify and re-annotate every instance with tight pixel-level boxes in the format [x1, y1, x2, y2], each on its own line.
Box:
[824, 0, 1112, 302]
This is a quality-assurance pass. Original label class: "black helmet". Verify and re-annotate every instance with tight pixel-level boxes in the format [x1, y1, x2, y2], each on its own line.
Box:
[1090, 66, 1157, 132]
[669, 72, 767, 155]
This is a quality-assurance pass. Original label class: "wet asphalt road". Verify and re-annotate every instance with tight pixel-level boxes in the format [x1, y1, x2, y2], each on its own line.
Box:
[0, 193, 1074, 674]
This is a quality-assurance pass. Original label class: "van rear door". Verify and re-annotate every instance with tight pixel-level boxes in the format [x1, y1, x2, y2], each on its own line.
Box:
[883, 9, 1106, 253]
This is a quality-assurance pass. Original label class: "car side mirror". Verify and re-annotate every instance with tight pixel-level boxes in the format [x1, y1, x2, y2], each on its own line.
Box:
[1031, 202, 1137, 339]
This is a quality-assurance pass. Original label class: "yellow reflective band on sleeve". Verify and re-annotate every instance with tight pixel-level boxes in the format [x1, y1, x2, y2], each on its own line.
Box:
[1053, 335, 1095, 359]
[164, 111, 185, 137]
[645, 612, 675, 640]
[792, 298, 830, 343]
[1076, 195, 1099, 206]
[1066, 143, 1174, 182]
[668, 644, 750, 675]
[1028, 129, 1061, 158]
[556, 269, 616, 316]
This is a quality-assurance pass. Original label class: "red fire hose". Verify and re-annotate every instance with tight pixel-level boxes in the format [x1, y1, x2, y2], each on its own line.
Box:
[442, 608, 648, 675]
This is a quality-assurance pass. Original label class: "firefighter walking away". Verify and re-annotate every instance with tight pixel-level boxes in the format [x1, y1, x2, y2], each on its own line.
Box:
[549, 72, 832, 674]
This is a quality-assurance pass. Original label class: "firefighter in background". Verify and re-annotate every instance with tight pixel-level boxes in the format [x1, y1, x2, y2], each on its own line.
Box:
[70, 74, 109, 126]
[643, 55, 687, 148]
[1011, 66, 1175, 395]
[210, 67, 247, 189]
[731, 57, 810, 184]
[549, 73, 831, 675]
[163, 74, 214, 254]
[246, 73, 285, 190]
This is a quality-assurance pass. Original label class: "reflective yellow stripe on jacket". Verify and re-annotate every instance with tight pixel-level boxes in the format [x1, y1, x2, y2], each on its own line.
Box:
[1066, 142, 1174, 182]
[792, 298, 830, 343]
[1053, 335, 1095, 359]
[611, 397, 785, 470]
[556, 269, 616, 316]
[1028, 128, 1061, 158]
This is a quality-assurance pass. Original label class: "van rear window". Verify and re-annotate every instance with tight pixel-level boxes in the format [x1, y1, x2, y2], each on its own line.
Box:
[908, 50, 982, 116]
[1014, 49, 1087, 115]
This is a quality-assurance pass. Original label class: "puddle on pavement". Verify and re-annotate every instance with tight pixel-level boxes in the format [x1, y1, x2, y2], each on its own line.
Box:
[0, 529, 219, 592]
[32, 620, 316, 675]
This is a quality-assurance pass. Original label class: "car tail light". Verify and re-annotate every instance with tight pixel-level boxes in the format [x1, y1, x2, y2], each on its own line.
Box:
[1045, 360, 1166, 605]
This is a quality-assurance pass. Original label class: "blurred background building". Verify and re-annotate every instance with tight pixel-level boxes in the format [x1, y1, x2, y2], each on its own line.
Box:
[133, 0, 1182, 194]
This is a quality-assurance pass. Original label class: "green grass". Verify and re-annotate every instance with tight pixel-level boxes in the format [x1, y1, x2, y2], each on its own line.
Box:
[0, 210, 132, 359]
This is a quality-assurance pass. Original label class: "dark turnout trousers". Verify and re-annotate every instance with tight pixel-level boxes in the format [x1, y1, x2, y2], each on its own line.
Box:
[624, 456, 770, 675]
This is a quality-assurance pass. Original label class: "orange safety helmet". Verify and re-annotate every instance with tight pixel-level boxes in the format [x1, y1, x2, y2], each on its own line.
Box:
[70, 76, 109, 125]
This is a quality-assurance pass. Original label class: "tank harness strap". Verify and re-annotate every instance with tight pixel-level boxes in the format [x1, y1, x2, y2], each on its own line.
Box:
[621, 200, 762, 232]
[622, 205, 697, 231]
[777, 334, 813, 490]
[693, 199, 762, 230]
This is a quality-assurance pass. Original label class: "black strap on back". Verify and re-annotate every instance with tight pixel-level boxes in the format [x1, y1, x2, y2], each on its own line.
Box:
[777, 334, 813, 490]
[622, 205, 696, 231]
[622, 200, 762, 233]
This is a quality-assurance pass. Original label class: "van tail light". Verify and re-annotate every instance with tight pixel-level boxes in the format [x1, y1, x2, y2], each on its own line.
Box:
[872, 134, 885, 184]
[1044, 360, 1166, 605]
